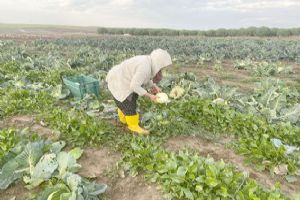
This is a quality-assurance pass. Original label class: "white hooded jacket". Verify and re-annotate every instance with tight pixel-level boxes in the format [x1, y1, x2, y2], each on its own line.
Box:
[106, 49, 172, 102]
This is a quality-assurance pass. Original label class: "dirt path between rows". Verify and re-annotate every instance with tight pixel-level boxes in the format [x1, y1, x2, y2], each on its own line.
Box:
[0, 115, 58, 139]
[164, 135, 300, 198]
[102, 175, 164, 200]
[0, 182, 32, 200]
[78, 147, 164, 200]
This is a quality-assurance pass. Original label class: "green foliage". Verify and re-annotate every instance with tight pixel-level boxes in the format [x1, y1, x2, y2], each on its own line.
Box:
[182, 98, 300, 145]
[119, 136, 287, 200]
[141, 76, 300, 177]
[212, 60, 223, 72]
[0, 88, 55, 118]
[0, 138, 107, 199]
[1, 37, 300, 199]
[97, 26, 300, 37]
[0, 129, 20, 162]
[176, 99, 300, 174]
[0, 140, 46, 189]
[192, 77, 241, 103]
[41, 108, 117, 146]
[0, 62, 21, 78]
[236, 136, 297, 173]
[235, 79, 300, 125]
[1, 37, 300, 66]
[234, 60, 294, 76]
[70, 94, 102, 116]
[50, 84, 70, 100]
[0, 62, 76, 86]
[25, 67, 76, 86]
[141, 101, 196, 137]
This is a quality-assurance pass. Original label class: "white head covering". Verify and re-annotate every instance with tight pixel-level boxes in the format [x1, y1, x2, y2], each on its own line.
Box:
[106, 49, 172, 102]
[150, 49, 172, 77]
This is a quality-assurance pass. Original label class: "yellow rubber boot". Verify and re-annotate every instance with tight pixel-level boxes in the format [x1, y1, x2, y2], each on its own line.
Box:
[117, 109, 127, 124]
[125, 114, 149, 135]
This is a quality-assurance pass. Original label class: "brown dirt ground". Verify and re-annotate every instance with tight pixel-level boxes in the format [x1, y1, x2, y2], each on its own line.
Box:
[78, 147, 164, 200]
[0, 115, 58, 140]
[164, 135, 300, 198]
[78, 147, 121, 178]
[102, 176, 164, 200]
[0, 182, 31, 200]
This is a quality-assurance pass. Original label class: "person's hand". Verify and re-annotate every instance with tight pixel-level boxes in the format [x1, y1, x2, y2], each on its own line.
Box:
[144, 93, 157, 103]
[149, 94, 158, 102]
[150, 85, 161, 95]
[144, 93, 158, 102]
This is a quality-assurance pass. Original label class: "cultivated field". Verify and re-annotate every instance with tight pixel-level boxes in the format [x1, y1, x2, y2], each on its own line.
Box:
[0, 27, 300, 200]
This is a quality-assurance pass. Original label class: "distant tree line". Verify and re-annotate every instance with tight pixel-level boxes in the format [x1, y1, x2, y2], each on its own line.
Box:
[97, 26, 300, 37]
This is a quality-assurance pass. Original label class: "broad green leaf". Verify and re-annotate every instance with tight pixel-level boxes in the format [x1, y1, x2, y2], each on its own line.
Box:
[50, 141, 66, 154]
[285, 175, 298, 183]
[0, 160, 22, 189]
[195, 185, 203, 192]
[177, 166, 187, 177]
[0, 141, 45, 189]
[278, 104, 300, 123]
[205, 177, 219, 188]
[37, 183, 70, 200]
[82, 180, 107, 197]
[50, 84, 70, 100]
[57, 152, 81, 177]
[69, 148, 83, 160]
[182, 188, 194, 200]
[66, 173, 82, 191]
[25, 153, 58, 188]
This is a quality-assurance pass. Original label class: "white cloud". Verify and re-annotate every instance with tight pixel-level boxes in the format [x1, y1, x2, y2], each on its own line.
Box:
[233, 0, 300, 11]
[110, 0, 134, 7]
[0, 0, 299, 29]
[195, 0, 300, 11]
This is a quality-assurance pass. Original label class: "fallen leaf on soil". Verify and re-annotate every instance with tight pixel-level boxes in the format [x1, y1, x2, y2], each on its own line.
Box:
[285, 175, 298, 183]
[274, 164, 288, 176]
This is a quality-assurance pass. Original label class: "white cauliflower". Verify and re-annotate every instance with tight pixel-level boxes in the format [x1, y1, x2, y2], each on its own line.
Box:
[212, 98, 227, 105]
[169, 86, 185, 99]
[277, 67, 284, 73]
[156, 93, 170, 104]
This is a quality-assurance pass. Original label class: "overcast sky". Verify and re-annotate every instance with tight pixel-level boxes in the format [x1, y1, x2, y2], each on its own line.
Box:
[0, 0, 299, 29]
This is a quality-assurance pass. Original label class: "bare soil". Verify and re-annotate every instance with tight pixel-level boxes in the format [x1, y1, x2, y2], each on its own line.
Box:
[0, 24, 99, 40]
[164, 135, 300, 198]
[78, 147, 164, 200]
[0, 115, 59, 140]
[0, 182, 31, 200]
[104, 176, 164, 200]
[78, 147, 121, 178]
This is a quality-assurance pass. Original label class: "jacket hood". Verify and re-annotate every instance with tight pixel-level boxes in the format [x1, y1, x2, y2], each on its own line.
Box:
[150, 49, 172, 77]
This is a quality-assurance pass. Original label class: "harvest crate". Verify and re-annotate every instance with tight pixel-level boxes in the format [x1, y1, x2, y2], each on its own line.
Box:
[62, 75, 100, 98]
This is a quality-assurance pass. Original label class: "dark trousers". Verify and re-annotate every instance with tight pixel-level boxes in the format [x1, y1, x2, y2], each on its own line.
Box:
[113, 93, 138, 116]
